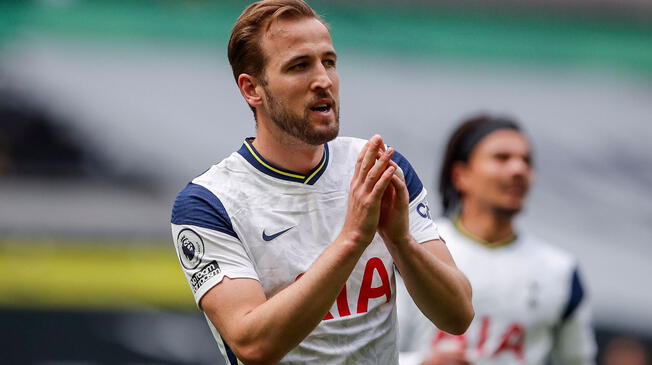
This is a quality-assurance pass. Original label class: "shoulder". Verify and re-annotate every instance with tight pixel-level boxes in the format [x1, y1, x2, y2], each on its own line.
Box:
[522, 234, 577, 270]
[389, 146, 424, 203]
[518, 234, 579, 286]
[521, 234, 588, 321]
[171, 182, 238, 239]
[170, 159, 245, 239]
[331, 136, 425, 202]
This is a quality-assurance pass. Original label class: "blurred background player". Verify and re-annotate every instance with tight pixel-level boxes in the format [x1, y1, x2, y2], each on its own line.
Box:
[397, 115, 596, 365]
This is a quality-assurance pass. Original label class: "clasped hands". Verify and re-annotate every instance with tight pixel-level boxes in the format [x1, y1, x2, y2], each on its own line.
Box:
[342, 134, 411, 249]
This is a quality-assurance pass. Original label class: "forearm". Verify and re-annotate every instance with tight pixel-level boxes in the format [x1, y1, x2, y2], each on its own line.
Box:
[221, 234, 365, 363]
[389, 238, 473, 335]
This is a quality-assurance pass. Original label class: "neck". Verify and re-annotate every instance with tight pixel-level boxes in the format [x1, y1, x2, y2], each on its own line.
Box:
[252, 119, 324, 175]
[457, 201, 516, 246]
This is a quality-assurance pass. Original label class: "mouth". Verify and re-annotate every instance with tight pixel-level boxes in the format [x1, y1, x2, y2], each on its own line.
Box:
[309, 99, 334, 114]
[311, 104, 331, 112]
[504, 183, 528, 197]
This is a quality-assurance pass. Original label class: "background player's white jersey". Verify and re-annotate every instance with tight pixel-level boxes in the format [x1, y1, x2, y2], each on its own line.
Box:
[398, 218, 596, 365]
[171, 136, 439, 365]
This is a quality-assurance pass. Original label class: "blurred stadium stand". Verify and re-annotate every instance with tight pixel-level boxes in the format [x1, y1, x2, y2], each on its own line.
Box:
[332, 0, 652, 18]
[0, 87, 88, 177]
[1, 1, 651, 364]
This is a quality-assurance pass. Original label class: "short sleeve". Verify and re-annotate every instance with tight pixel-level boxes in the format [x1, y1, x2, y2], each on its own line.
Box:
[390, 150, 424, 204]
[171, 183, 259, 306]
[551, 267, 597, 364]
[390, 151, 440, 244]
[408, 190, 440, 244]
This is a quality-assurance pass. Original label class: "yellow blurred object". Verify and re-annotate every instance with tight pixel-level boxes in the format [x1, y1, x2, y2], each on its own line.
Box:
[0, 240, 195, 310]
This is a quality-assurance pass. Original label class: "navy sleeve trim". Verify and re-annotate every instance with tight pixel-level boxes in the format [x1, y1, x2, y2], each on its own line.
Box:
[171, 183, 238, 239]
[561, 267, 585, 321]
[223, 339, 239, 365]
[391, 150, 424, 203]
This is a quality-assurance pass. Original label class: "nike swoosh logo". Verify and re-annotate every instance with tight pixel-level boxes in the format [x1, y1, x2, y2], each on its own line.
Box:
[262, 227, 294, 242]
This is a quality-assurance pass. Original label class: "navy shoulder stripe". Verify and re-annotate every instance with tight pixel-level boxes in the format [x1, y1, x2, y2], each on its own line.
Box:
[171, 183, 238, 239]
[391, 150, 424, 203]
[561, 267, 585, 321]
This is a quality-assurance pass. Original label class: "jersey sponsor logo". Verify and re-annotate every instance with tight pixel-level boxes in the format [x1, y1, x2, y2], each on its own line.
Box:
[431, 316, 525, 361]
[295, 257, 392, 320]
[191, 260, 221, 293]
[527, 281, 539, 309]
[417, 202, 432, 219]
[262, 226, 294, 242]
[176, 228, 205, 270]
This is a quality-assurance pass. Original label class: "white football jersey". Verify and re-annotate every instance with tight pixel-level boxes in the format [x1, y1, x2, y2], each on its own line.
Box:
[398, 218, 596, 365]
[171, 136, 439, 365]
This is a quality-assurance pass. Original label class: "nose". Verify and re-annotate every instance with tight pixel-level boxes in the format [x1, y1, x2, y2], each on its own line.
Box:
[311, 64, 333, 90]
[508, 157, 530, 177]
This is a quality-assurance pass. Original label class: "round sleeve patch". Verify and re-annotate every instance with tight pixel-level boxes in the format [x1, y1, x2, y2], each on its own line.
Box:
[176, 228, 205, 270]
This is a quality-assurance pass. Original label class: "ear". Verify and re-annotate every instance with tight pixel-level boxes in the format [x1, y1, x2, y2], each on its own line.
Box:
[237, 73, 264, 109]
[451, 161, 470, 193]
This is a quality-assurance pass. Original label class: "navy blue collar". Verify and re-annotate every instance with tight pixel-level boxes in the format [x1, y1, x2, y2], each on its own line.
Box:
[237, 138, 329, 185]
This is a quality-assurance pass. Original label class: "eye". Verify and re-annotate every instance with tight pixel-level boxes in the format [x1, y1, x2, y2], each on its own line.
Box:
[494, 153, 510, 162]
[323, 59, 336, 68]
[290, 62, 308, 71]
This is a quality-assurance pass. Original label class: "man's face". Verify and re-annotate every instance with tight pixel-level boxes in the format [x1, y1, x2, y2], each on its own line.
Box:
[257, 17, 339, 145]
[456, 130, 533, 216]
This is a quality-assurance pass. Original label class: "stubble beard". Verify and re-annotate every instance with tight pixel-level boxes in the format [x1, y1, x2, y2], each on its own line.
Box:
[492, 179, 528, 219]
[263, 87, 339, 146]
[491, 205, 521, 220]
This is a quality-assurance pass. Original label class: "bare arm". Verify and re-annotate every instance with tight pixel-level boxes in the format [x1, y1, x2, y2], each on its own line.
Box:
[200, 136, 396, 364]
[389, 237, 473, 335]
[201, 237, 365, 364]
[378, 154, 473, 335]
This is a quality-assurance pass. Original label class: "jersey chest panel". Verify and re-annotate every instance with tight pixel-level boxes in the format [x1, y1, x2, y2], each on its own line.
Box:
[231, 186, 349, 296]
[225, 167, 396, 321]
[435, 222, 570, 364]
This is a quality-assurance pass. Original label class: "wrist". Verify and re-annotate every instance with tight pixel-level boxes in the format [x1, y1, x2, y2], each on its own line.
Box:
[381, 232, 413, 249]
[335, 230, 370, 253]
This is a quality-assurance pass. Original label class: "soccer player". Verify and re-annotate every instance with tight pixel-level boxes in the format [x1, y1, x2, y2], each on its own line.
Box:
[170, 1, 473, 364]
[397, 115, 596, 365]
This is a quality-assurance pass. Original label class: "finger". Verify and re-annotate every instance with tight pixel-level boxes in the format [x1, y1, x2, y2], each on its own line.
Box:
[387, 160, 406, 185]
[370, 165, 395, 201]
[381, 158, 398, 199]
[376, 135, 385, 149]
[390, 172, 410, 204]
[380, 180, 396, 213]
[353, 141, 370, 181]
[359, 135, 383, 178]
[364, 147, 394, 190]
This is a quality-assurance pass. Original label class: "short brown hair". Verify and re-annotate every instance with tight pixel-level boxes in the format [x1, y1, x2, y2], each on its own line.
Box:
[227, 0, 324, 83]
